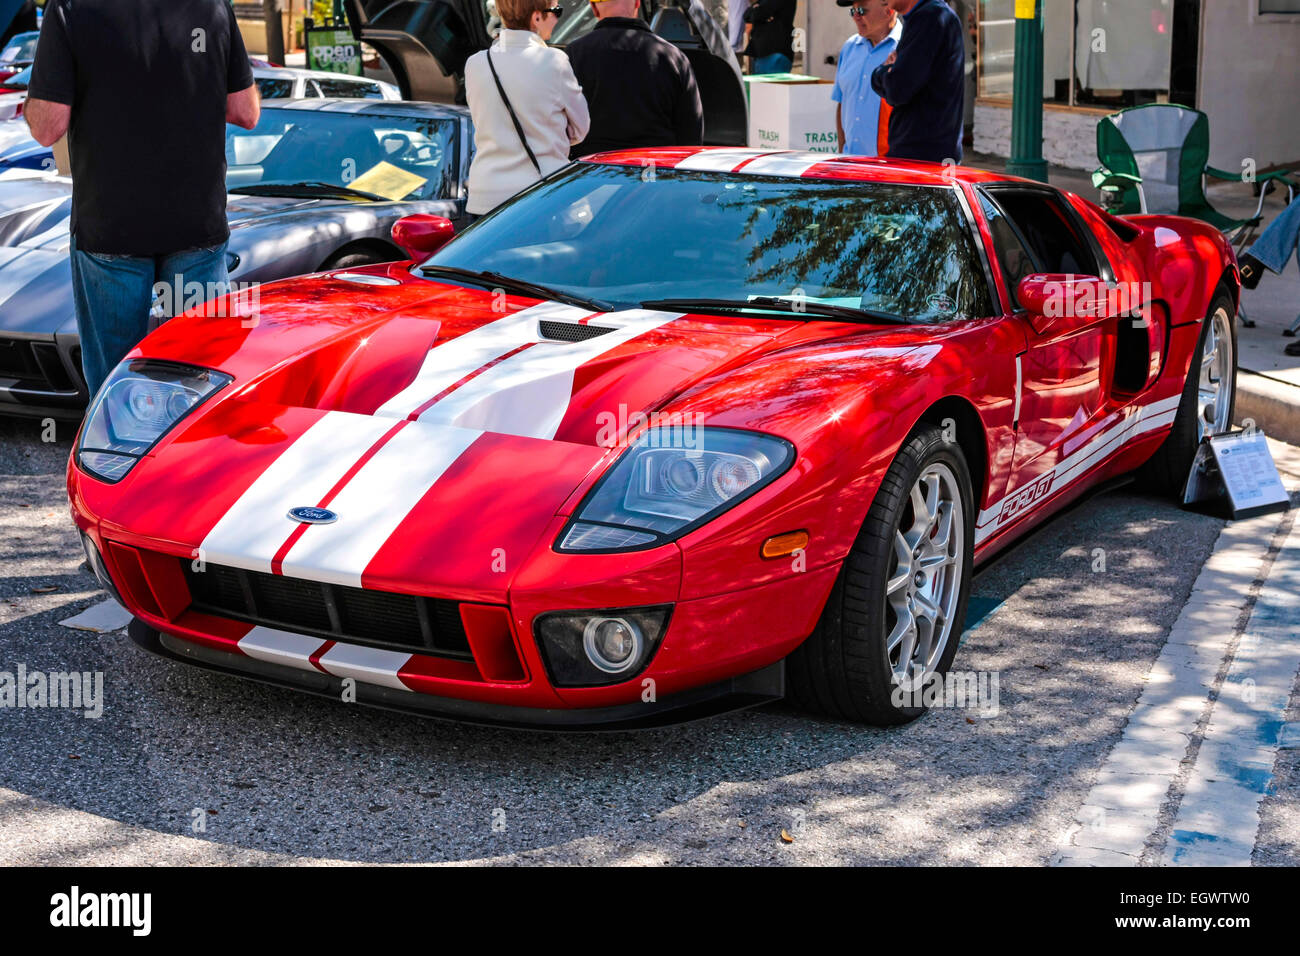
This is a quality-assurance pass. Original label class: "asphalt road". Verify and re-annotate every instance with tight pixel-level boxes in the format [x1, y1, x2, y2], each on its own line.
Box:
[0, 415, 1296, 865]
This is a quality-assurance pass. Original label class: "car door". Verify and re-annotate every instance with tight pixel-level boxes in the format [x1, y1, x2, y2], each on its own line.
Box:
[979, 185, 1117, 518]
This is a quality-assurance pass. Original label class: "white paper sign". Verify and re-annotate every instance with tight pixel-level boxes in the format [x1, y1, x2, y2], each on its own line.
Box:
[1213, 431, 1289, 516]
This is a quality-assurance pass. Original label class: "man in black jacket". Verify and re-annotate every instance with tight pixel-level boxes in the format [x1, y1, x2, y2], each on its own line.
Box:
[870, 0, 965, 163]
[567, 0, 704, 158]
[743, 0, 796, 74]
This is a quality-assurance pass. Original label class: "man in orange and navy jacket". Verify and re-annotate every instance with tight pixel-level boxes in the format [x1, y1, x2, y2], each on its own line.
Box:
[832, 0, 902, 157]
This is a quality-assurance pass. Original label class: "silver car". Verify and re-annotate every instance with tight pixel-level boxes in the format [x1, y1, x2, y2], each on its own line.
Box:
[0, 98, 472, 418]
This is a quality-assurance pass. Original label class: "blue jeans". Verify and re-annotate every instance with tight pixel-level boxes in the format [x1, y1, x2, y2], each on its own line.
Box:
[70, 238, 228, 399]
[1246, 197, 1300, 276]
[752, 53, 792, 75]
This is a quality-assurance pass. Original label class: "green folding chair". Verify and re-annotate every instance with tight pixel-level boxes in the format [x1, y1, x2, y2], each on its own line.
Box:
[1092, 104, 1296, 253]
[1093, 103, 1297, 328]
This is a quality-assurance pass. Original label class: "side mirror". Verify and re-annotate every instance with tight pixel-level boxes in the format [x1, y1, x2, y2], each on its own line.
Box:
[1016, 274, 1115, 333]
[392, 215, 456, 260]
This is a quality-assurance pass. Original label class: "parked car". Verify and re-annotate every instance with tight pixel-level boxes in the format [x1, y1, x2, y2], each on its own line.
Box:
[252, 64, 402, 101]
[0, 99, 472, 417]
[70, 148, 1240, 729]
[0, 29, 38, 83]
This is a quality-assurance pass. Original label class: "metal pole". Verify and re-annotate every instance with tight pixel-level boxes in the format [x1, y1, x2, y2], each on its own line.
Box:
[1006, 0, 1048, 182]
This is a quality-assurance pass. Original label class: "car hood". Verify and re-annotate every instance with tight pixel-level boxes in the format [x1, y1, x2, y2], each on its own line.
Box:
[84, 267, 812, 596]
[0, 183, 364, 335]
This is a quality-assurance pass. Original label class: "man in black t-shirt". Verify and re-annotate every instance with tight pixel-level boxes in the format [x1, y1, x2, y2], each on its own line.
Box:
[25, 0, 260, 398]
[566, 0, 703, 159]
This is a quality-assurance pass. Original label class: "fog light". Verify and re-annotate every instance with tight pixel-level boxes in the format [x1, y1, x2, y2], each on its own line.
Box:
[583, 617, 642, 674]
[534, 605, 671, 687]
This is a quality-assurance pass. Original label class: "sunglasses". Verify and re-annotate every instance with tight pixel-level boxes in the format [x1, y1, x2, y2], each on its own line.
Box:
[850, 5, 870, 14]
[544, 4, 564, 16]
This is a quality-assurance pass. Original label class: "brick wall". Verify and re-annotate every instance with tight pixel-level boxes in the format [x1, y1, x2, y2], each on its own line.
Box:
[973, 101, 1102, 171]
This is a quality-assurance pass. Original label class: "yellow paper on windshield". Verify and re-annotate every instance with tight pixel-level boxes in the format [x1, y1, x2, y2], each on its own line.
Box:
[348, 161, 427, 200]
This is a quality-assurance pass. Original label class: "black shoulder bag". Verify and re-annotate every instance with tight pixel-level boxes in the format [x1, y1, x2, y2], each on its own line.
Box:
[485, 48, 542, 175]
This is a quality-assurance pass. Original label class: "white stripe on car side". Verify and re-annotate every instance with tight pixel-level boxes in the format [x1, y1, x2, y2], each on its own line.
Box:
[199, 411, 398, 574]
[373, 300, 592, 420]
[413, 309, 682, 439]
[973, 394, 1182, 545]
[277, 421, 482, 588]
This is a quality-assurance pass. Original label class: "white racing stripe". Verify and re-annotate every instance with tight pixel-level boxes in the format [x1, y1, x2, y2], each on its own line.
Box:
[278, 421, 481, 588]
[374, 300, 593, 420]
[675, 149, 776, 172]
[734, 152, 830, 177]
[233, 626, 417, 692]
[974, 394, 1182, 545]
[413, 309, 682, 439]
[237, 626, 328, 670]
[199, 411, 399, 574]
[317, 642, 415, 691]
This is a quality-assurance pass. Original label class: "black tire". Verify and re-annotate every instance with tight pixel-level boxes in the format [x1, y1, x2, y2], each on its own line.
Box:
[321, 249, 390, 271]
[787, 424, 975, 725]
[1135, 289, 1237, 496]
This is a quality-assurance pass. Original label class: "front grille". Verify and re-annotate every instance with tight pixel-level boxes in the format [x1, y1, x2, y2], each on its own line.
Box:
[183, 562, 473, 660]
[0, 337, 78, 392]
[538, 320, 614, 343]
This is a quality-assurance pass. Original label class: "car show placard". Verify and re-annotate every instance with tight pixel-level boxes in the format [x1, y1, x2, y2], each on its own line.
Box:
[1183, 430, 1290, 520]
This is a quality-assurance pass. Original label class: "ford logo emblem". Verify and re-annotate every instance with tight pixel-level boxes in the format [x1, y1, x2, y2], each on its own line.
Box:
[287, 506, 337, 524]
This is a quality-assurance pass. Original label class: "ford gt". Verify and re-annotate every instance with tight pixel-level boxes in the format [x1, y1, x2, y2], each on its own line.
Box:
[68, 148, 1239, 728]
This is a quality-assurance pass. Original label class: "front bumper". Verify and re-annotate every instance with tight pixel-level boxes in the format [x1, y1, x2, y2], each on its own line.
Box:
[129, 618, 785, 731]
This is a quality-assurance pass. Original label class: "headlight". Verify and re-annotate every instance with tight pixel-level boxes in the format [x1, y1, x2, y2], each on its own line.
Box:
[77, 360, 231, 482]
[557, 427, 794, 552]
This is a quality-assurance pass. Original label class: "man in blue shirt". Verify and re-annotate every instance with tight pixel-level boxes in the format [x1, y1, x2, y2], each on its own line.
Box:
[832, 0, 902, 157]
[870, 0, 965, 163]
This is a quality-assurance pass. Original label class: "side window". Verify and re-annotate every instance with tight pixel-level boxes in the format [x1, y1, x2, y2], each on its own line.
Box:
[979, 193, 1039, 308]
[988, 190, 1099, 276]
[304, 80, 323, 98]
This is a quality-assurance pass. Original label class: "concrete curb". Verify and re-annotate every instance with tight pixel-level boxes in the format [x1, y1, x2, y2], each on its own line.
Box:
[1238, 370, 1300, 447]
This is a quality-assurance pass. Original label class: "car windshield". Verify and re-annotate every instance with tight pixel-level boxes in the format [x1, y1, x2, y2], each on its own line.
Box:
[0, 33, 38, 65]
[225, 109, 458, 201]
[426, 164, 994, 322]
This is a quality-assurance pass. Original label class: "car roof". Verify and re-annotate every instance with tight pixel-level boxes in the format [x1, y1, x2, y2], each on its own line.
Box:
[579, 147, 1041, 188]
[261, 98, 470, 121]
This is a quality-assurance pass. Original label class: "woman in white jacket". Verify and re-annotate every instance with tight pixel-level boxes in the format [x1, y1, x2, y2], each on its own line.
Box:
[464, 0, 590, 218]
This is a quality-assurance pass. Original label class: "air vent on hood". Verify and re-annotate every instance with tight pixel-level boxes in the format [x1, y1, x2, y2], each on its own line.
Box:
[539, 320, 615, 343]
[334, 272, 401, 286]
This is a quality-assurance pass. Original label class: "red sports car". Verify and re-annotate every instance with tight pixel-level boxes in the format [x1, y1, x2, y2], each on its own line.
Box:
[67, 148, 1238, 728]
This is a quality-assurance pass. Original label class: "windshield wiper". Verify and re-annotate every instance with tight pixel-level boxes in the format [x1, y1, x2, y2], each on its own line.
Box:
[639, 297, 907, 325]
[229, 181, 388, 202]
[419, 265, 614, 313]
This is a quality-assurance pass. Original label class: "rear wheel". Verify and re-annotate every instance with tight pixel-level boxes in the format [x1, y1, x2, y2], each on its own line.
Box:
[787, 424, 974, 725]
[1136, 290, 1237, 495]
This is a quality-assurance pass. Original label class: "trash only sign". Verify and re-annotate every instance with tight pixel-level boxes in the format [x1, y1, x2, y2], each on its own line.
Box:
[306, 26, 363, 76]
[745, 75, 838, 153]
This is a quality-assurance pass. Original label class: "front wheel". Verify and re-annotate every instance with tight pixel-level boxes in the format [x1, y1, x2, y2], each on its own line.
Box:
[787, 424, 974, 725]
